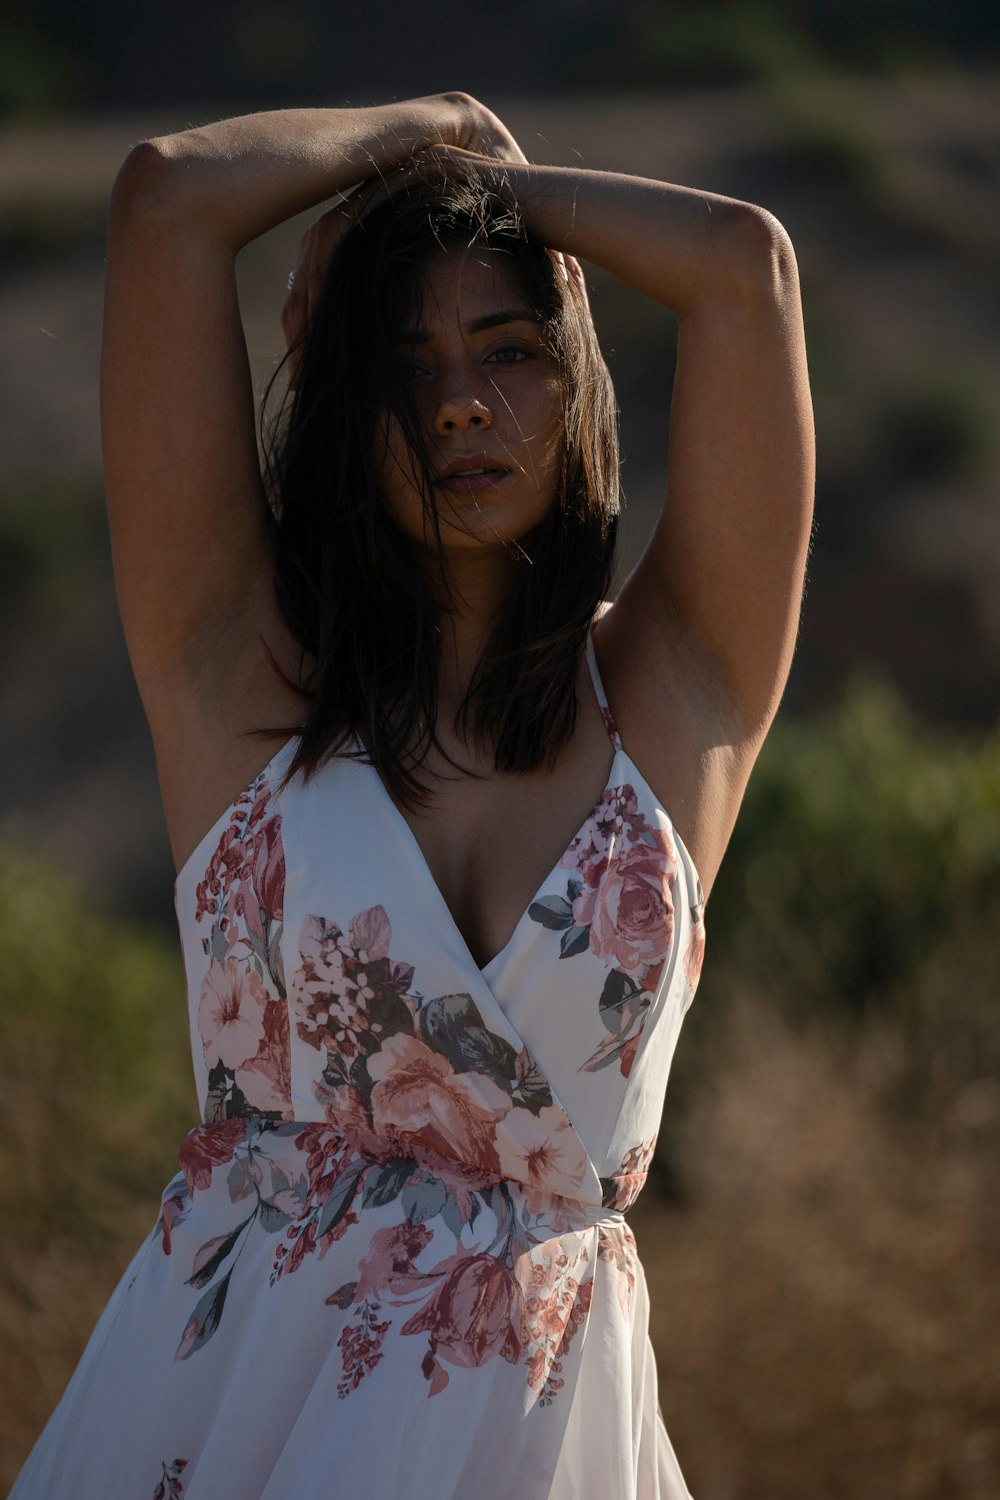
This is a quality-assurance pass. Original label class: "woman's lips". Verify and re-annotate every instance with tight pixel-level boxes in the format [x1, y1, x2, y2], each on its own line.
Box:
[435, 470, 510, 494]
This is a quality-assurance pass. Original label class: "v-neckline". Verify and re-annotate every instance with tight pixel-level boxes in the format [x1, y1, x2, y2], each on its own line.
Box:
[362, 746, 621, 979]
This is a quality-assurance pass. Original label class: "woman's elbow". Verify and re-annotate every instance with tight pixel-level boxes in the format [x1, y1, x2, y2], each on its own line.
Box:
[109, 138, 187, 222]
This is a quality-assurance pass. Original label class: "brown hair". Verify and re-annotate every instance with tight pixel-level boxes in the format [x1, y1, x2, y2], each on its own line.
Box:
[259, 159, 620, 808]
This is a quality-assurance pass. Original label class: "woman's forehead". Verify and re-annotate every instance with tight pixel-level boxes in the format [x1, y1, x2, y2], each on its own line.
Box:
[415, 248, 528, 327]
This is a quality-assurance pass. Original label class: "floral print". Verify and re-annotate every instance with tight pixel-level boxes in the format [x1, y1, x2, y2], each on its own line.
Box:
[160, 901, 641, 1402]
[600, 1136, 658, 1214]
[13, 640, 706, 1500]
[290, 905, 561, 1164]
[684, 882, 707, 996]
[494, 1104, 590, 1203]
[154, 872, 677, 1411]
[158, 1111, 634, 1406]
[194, 769, 291, 1121]
[152, 1458, 187, 1500]
[528, 785, 678, 1076]
[198, 959, 270, 1069]
[162, 699, 701, 1409]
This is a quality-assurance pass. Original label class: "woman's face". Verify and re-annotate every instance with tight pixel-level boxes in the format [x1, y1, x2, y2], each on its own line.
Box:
[374, 247, 565, 556]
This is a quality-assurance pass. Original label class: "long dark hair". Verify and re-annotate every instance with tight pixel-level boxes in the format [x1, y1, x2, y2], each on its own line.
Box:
[259, 158, 620, 809]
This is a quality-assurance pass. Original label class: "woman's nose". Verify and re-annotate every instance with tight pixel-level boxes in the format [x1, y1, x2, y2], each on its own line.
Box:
[434, 392, 492, 436]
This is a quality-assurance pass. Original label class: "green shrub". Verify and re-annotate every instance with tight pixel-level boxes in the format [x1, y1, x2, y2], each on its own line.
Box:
[0, 847, 192, 1247]
[0, 476, 108, 619]
[690, 669, 1000, 1103]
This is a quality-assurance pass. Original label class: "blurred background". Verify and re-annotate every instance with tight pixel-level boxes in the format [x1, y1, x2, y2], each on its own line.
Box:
[1, 3, 998, 1495]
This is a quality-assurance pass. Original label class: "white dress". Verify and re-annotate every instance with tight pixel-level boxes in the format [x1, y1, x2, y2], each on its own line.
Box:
[11, 633, 705, 1499]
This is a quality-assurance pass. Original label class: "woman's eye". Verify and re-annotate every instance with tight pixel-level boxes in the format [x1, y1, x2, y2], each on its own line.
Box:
[486, 347, 529, 365]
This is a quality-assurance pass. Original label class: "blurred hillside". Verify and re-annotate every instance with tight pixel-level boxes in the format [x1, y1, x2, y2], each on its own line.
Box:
[3, 0, 998, 114]
[2, 73, 999, 924]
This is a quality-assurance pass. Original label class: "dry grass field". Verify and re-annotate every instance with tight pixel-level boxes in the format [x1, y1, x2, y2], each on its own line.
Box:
[637, 993, 999, 1498]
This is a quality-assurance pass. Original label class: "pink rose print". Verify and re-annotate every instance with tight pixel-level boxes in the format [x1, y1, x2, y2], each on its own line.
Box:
[552, 784, 677, 984]
[198, 959, 268, 1070]
[353, 1220, 436, 1301]
[159, 1189, 190, 1255]
[587, 837, 676, 976]
[312, 1078, 397, 1162]
[559, 785, 653, 882]
[401, 1252, 527, 1384]
[368, 1033, 511, 1172]
[600, 1136, 657, 1212]
[178, 1119, 248, 1194]
[684, 898, 706, 990]
[236, 1000, 293, 1114]
[530, 782, 696, 1076]
[193, 768, 291, 1120]
[598, 1223, 638, 1320]
[495, 1104, 589, 1203]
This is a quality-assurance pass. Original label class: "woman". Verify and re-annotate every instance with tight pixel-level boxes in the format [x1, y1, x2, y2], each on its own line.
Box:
[12, 93, 813, 1498]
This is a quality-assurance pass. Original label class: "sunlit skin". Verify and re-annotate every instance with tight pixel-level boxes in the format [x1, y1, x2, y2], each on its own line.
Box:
[374, 248, 565, 575]
[106, 94, 813, 921]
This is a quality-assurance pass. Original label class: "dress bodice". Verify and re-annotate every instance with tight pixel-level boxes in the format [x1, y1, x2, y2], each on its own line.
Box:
[173, 633, 706, 1214]
[10, 633, 707, 1500]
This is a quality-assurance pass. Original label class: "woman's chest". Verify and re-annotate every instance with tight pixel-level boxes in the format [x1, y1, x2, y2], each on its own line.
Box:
[395, 714, 617, 972]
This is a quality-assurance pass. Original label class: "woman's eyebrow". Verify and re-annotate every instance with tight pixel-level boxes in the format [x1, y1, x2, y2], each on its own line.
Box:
[467, 308, 539, 334]
[395, 309, 539, 344]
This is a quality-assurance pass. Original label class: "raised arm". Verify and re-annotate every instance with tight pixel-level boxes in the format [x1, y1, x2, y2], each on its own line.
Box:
[101, 95, 522, 865]
[430, 148, 814, 889]
[435, 151, 812, 724]
[103, 95, 511, 674]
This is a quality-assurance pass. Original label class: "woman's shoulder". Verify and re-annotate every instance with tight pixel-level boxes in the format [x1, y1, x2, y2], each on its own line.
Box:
[590, 592, 759, 903]
[147, 609, 310, 880]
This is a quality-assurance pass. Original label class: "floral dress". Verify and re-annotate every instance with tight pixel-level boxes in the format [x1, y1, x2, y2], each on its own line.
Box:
[11, 633, 706, 1500]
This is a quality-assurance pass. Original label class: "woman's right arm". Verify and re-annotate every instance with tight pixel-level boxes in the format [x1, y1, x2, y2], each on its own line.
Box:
[102, 95, 486, 685]
[102, 94, 510, 865]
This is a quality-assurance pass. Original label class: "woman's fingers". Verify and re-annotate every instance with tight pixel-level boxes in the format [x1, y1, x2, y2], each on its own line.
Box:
[280, 183, 382, 388]
[279, 124, 556, 393]
[456, 95, 529, 164]
[563, 253, 592, 314]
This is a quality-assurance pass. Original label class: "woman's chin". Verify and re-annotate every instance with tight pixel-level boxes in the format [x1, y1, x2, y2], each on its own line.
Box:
[438, 495, 554, 549]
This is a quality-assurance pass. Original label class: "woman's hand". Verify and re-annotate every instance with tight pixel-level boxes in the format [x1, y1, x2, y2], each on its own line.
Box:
[445, 92, 528, 165]
[281, 99, 531, 391]
[412, 143, 593, 314]
[280, 154, 437, 392]
[280, 177, 386, 392]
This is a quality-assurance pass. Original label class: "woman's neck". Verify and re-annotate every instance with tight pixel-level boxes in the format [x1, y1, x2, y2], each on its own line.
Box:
[427, 549, 521, 707]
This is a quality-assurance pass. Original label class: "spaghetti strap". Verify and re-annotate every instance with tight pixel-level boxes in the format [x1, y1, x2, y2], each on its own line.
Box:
[586, 628, 623, 753]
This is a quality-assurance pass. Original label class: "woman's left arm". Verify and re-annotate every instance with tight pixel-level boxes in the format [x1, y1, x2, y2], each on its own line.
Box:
[443, 152, 814, 748]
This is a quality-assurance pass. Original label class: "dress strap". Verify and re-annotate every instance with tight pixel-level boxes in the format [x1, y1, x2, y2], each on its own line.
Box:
[585, 629, 623, 753]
